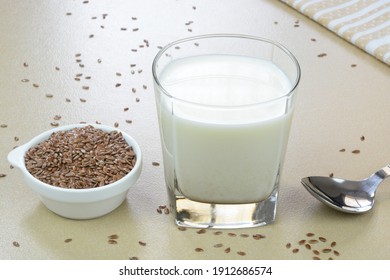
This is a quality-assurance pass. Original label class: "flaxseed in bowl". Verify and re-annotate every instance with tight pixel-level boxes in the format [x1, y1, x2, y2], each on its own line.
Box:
[7, 124, 142, 219]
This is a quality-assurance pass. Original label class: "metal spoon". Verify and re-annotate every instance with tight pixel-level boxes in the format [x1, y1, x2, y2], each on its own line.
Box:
[301, 165, 390, 213]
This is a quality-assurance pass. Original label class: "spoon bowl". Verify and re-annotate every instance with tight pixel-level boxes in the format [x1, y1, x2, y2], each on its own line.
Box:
[301, 165, 390, 214]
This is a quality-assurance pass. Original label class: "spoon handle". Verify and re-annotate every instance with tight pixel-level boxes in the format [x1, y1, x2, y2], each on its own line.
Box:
[375, 165, 390, 179]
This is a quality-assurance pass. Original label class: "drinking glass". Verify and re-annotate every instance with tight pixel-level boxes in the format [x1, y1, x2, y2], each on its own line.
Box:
[152, 34, 300, 228]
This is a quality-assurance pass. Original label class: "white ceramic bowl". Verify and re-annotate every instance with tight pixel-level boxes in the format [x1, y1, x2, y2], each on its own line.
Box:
[7, 123, 142, 219]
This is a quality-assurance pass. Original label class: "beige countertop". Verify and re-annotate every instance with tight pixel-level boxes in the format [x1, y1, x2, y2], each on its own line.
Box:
[1, 0, 389, 260]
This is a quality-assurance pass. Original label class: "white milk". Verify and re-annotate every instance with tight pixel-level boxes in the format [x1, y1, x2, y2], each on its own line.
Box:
[158, 54, 293, 204]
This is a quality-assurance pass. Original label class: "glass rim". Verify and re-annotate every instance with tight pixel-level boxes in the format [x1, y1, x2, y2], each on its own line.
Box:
[152, 34, 301, 109]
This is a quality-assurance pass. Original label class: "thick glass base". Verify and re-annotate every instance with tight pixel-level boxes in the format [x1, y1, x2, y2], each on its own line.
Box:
[167, 186, 278, 229]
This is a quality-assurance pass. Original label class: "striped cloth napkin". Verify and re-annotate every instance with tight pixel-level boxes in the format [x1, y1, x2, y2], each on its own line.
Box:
[281, 0, 390, 65]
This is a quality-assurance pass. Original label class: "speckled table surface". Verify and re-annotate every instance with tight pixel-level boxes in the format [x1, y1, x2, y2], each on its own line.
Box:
[1, 0, 389, 260]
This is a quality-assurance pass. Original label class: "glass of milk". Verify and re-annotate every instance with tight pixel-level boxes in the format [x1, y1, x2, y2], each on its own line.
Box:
[152, 34, 300, 229]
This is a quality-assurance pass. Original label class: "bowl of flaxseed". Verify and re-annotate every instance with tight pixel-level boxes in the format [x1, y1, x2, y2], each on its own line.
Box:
[7, 124, 142, 219]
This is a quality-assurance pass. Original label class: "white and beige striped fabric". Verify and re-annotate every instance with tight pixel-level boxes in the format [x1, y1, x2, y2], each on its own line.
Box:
[281, 0, 390, 65]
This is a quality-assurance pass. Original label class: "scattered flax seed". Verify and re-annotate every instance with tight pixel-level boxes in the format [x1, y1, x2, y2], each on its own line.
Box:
[319, 237, 327, 242]
[313, 250, 320, 255]
[82, 86, 89, 90]
[55, 67, 60, 71]
[240, 234, 249, 238]
[53, 115, 61, 120]
[1, 124, 8, 128]
[12, 241, 20, 247]
[138, 241, 146, 246]
[33, 83, 39, 88]
[120, 28, 127, 31]
[317, 53, 327, 58]
[329, 173, 334, 178]
[298, 239, 306, 245]
[292, 248, 299, 253]
[108, 234, 119, 240]
[0, 174, 6, 178]
[132, 28, 139, 32]
[129, 256, 139, 260]
[311, 38, 317, 42]
[80, 98, 86, 102]
[360, 136, 365, 141]
[351, 64, 357, 68]
[125, 120, 132, 124]
[306, 233, 315, 237]
[163, 208, 169, 214]
[286, 243, 291, 249]
[14, 136, 19, 142]
[252, 234, 265, 240]
[195, 248, 204, 252]
[152, 162, 160, 166]
[331, 241, 337, 247]
[64, 238, 72, 243]
[97, 59, 102, 63]
[65, 98, 71, 102]
[213, 243, 223, 248]
[115, 83, 121, 88]
[136, 97, 140, 102]
[132, 88, 136, 93]
[214, 231, 223, 236]
[23, 62, 29, 67]
[178, 227, 187, 231]
[21, 79, 29, 83]
[237, 251, 246, 256]
[352, 149, 360, 154]
[124, 107, 129, 112]
[224, 247, 231, 253]
[46, 94, 54, 98]
[228, 232, 237, 237]
[156, 208, 162, 214]
[197, 229, 206, 234]
[108, 239, 117, 245]
[89, 34, 94, 38]
[339, 148, 346, 152]
[114, 122, 119, 128]
[322, 248, 332, 253]
[50, 122, 59, 127]
[333, 250, 340, 256]
[313, 256, 321, 260]
[305, 244, 311, 250]
[143, 85, 147, 90]
[308, 239, 318, 244]
[85, 76, 91, 80]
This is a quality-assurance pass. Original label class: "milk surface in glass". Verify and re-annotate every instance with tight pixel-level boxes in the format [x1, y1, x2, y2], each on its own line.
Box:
[159, 54, 292, 204]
